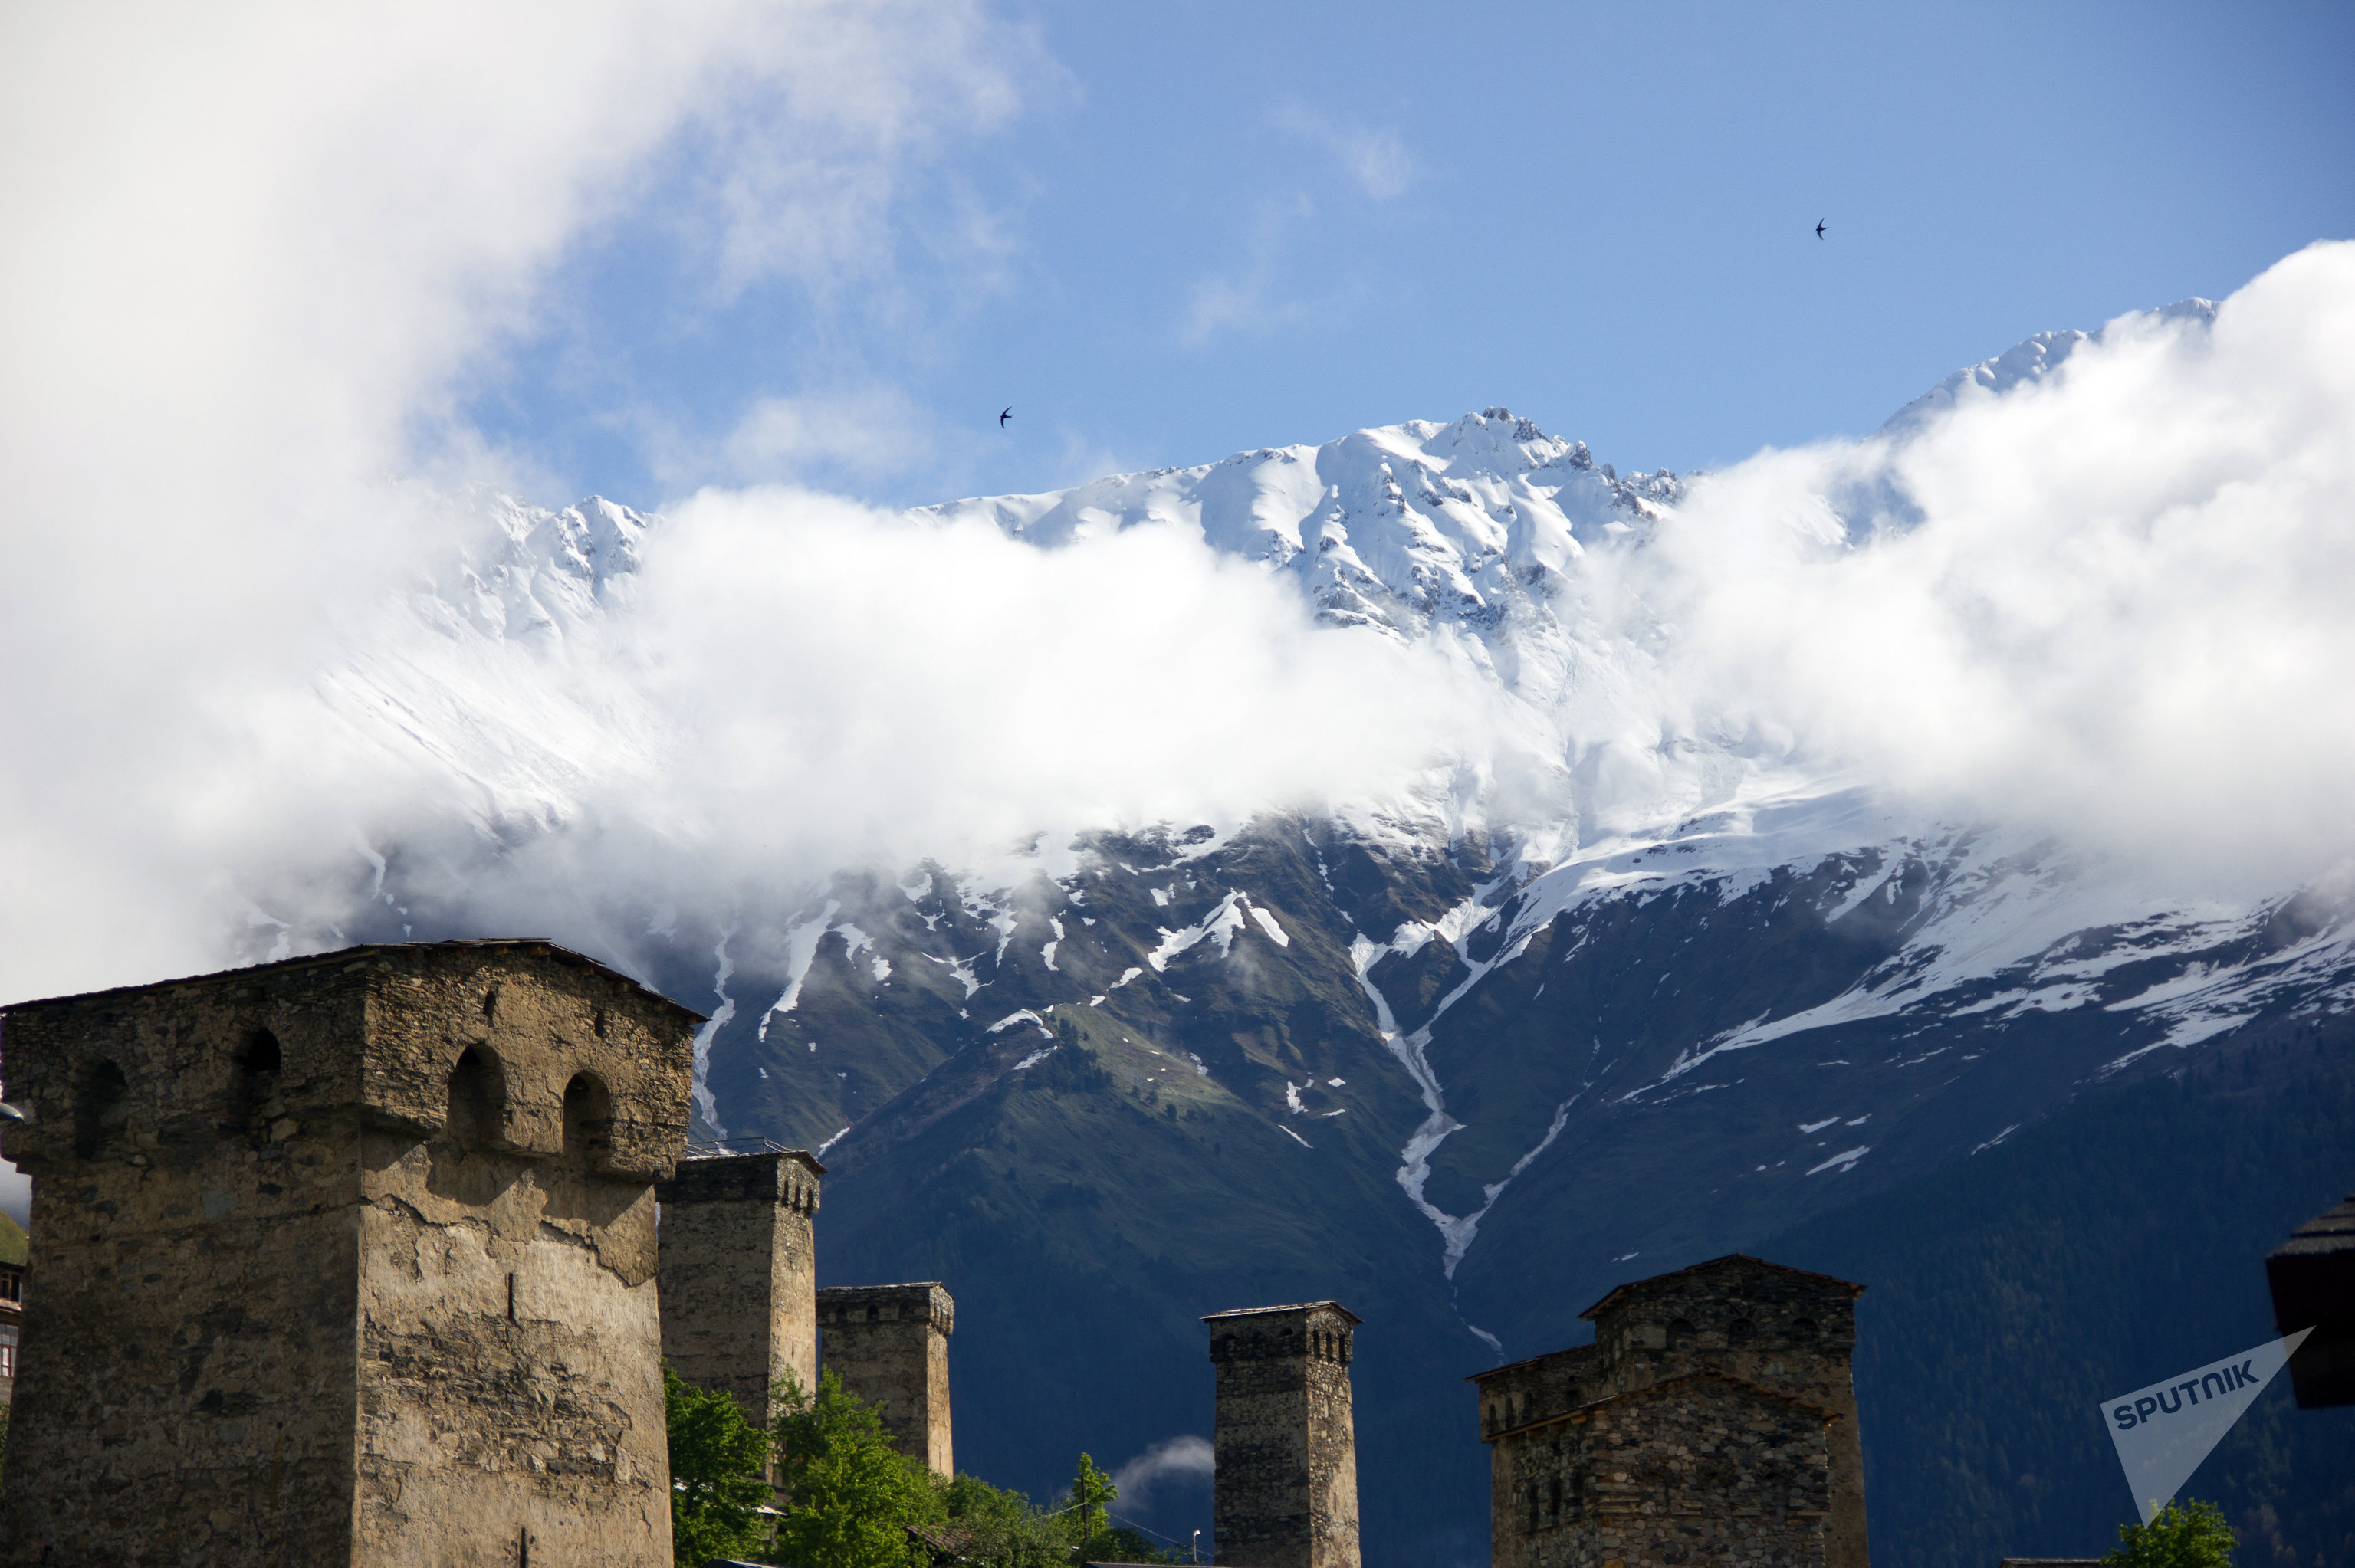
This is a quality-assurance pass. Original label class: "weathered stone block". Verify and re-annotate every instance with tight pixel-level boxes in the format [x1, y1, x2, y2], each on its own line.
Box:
[658, 1148, 823, 1428]
[1476, 1255, 1869, 1568]
[0, 940, 699, 1567]
[816, 1281, 954, 1474]
[1204, 1301, 1360, 1568]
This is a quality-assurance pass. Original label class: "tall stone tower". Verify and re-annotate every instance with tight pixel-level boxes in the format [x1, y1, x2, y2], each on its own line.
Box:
[816, 1282, 954, 1473]
[1470, 1255, 1867, 1568]
[1204, 1301, 1361, 1568]
[1580, 1256, 1867, 1568]
[0, 940, 698, 1567]
[657, 1146, 824, 1427]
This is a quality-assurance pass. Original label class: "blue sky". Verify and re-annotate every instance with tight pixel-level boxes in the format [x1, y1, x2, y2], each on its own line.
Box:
[463, 1, 2355, 511]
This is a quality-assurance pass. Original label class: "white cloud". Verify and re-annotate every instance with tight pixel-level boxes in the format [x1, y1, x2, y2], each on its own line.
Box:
[311, 484, 1493, 991]
[1181, 195, 1322, 348]
[0, 2, 1055, 1004]
[1276, 104, 1417, 200]
[1627, 240, 2355, 894]
[1109, 1434, 1214, 1509]
[5, 2, 2354, 1213]
[714, 386, 950, 484]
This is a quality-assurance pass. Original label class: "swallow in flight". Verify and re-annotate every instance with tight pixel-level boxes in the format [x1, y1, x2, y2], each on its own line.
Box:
[1000, 406, 1013, 428]
[1815, 219, 1828, 239]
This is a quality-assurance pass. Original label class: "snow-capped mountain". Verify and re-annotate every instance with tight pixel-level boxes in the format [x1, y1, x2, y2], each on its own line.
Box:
[291, 298, 2353, 1567]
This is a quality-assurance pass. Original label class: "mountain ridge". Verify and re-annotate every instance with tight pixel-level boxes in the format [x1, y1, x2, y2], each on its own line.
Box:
[201, 294, 2355, 1566]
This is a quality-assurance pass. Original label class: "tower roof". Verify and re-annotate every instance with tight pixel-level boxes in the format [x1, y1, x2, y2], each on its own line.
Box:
[1578, 1254, 1864, 1321]
[1202, 1300, 1361, 1325]
[1, 939, 706, 1025]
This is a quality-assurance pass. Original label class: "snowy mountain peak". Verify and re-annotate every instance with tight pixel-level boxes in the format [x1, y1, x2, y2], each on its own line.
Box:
[1881, 297, 2217, 435]
[407, 488, 654, 647]
[919, 411, 1681, 641]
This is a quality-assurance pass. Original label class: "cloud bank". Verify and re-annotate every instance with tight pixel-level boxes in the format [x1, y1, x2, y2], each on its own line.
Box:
[1633, 241, 2355, 893]
[4, 8, 2354, 1237]
[0, 2, 1050, 1008]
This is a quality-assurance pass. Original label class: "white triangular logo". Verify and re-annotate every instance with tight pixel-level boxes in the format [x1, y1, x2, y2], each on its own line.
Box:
[2101, 1328, 2311, 1523]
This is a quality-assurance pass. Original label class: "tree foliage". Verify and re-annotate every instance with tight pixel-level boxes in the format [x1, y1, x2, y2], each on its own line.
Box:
[2103, 1499, 2238, 1568]
[666, 1366, 776, 1567]
[1066, 1453, 1117, 1558]
[659, 1366, 1178, 1568]
[768, 1368, 942, 1568]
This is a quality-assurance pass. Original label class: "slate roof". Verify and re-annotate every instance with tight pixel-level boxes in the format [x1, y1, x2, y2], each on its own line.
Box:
[1578, 1253, 1864, 1321]
[2, 939, 706, 1025]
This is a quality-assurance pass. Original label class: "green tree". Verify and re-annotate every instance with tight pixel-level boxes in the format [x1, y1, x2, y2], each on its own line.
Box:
[925, 1471, 1073, 1568]
[1066, 1453, 1116, 1559]
[666, 1366, 775, 1568]
[769, 1369, 942, 1568]
[2103, 1498, 2237, 1568]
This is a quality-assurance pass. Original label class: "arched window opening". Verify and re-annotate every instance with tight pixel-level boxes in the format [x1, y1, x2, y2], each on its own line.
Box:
[1546, 1475, 1562, 1525]
[561, 1072, 613, 1169]
[1728, 1317, 1756, 1345]
[1668, 1317, 1698, 1350]
[446, 1046, 506, 1148]
[1789, 1317, 1819, 1342]
[241, 1028, 282, 1075]
[227, 1027, 284, 1140]
[73, 1058, 129, 1160]
[481, 986, 501, 1024]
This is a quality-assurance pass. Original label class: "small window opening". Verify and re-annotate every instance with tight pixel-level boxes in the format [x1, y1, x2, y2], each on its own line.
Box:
[228, 1027, 284, 1140]
[241, 1028, 282, 1075]
[1668, 1317, 1697, 1350]
[560, 1072, 613, 1169]
[446, 1046, 506, 1147]
[1789, 1317, 1819, 1341]
[73, 1058, 129, 1160]
[481, 986, 501, 1024]
[1546, 1476, 1562, 1524]
[1729, 1317, 1756, 1344]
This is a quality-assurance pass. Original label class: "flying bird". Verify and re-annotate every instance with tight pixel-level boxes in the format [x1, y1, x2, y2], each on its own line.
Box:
[1815, 218, 1828, 239]
[999, 406, 1013, 428]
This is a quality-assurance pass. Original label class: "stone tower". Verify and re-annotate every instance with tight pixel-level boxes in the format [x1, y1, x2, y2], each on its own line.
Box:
[657, 1147, 824, 1427]
[1204, 1301, 1361, 1568]
[1471, 1255, 1866, 1568]
[0, 940, 698, 1567]
[816, 1281, 954, 1473]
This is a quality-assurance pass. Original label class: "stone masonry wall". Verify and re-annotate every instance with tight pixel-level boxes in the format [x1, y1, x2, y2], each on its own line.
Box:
[657, 1150, 823, 1427]
[0, 940, 696, 1568]
[816, 1282, 954, 1474]
[1496, 1373, 1832, 1568]
[1204, 1302, 1361, 1568]
[1581, 1258, 1865, 1568]
[1472, 1347, 1598, 1568]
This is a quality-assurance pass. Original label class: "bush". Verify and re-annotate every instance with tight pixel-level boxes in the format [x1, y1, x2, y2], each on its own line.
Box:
[767, 1369, 942, 1568]
[2103, 1498, 2237, 1568]
[666, 1367, 775, 1567]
